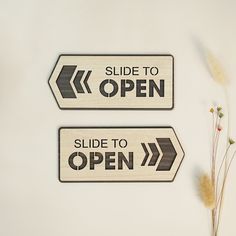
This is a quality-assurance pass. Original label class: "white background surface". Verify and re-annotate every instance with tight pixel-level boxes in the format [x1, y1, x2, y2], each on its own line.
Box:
[1, 0, 236, 235]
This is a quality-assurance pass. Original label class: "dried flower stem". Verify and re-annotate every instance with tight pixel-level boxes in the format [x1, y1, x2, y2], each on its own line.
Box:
[211, 112, 217, 234]
[216, 150, 236, 232]
[216, 152, 235, 207]
[216, 89, 230, 234]
[212, 111, 223, 233]
[215, 145, 231, 196]
[200, 50, 234, 236]
[201, 106, 235, 236]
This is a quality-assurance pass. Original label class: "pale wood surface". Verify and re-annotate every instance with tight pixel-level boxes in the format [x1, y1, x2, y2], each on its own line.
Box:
[59, 127, 184, 182]
[49, 55, 173, 109]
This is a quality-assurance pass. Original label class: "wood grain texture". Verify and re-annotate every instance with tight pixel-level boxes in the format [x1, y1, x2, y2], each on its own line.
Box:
[59, 127, 184, 182]
[49, 55, 174, 110]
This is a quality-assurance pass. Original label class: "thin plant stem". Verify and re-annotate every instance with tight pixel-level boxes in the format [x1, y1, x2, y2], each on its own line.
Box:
[211, 113, 223, 235]
[216, 89, 230, 235]
[215, 145, 231, 196]
[211, 114, 221, 235]
[211, 112, 216, 235]
[216, 150, 236, 233]
[212, 112, 215, 169]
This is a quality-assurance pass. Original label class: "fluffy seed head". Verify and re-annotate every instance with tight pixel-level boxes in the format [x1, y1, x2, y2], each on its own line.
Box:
[198, 174, 215, 209]
[206, 50, 228, 86]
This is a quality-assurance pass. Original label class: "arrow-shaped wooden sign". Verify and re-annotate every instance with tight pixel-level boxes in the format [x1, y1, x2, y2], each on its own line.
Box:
[59, 127, 184, 182]
[49, 54, 174, 110]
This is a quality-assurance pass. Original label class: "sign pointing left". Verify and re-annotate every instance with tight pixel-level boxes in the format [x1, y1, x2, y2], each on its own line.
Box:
[49, 54, 174, 110]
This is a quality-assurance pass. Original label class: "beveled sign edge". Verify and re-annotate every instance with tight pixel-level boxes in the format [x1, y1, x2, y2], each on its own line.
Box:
[58, 126, 184, 183]
[49, 54, 174, 110]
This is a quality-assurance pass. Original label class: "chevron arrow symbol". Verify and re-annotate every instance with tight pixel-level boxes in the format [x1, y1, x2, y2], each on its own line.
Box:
[56, 65, 77, 98]
[73, 70, 92, 94]
[156, 138, 177, 171]
[56, 66, 92, 98]
[141, 143, 160, 166]
[141, 138, 177, 171]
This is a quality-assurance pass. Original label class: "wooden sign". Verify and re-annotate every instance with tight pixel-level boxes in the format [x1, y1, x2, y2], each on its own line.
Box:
[59, 127, 184, 182]
[49, 55, 174, 110]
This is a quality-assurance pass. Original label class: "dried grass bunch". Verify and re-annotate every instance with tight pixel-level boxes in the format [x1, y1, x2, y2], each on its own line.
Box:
[198, 50, 235, 236]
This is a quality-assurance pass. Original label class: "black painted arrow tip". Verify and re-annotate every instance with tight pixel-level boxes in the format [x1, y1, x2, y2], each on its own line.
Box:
[56, 65, 77, 98]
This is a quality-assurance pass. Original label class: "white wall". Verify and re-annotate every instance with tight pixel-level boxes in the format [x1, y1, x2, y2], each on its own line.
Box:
[1, 0, 236, 235]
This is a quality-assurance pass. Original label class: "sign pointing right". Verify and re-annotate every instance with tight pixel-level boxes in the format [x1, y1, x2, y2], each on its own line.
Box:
[59, 127, 184, 182]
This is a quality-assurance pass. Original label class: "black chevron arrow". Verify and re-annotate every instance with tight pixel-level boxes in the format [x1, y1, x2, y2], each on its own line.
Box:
[141, 143, 159, 166]
[156, 138, 177, 171]
[56, 65, 77, 98]
[141, 143, 149, 166]
[73, 70, 92, 93]
[148, 143, 160, 166]
[84, 70, 92, 93]
[73, 70, 84, 93]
